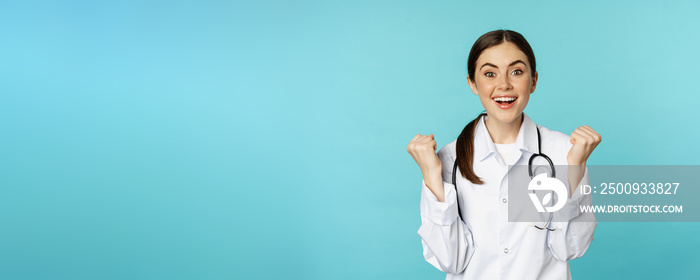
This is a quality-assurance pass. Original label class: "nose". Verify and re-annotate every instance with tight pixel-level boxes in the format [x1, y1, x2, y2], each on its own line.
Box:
[497, 74, 513, 91]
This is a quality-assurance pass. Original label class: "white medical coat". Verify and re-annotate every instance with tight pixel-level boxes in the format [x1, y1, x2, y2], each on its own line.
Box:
[417, 113, 597, 280]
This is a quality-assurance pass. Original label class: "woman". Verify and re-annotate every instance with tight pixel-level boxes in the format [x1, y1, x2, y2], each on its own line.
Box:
[406, 30, 600, 279]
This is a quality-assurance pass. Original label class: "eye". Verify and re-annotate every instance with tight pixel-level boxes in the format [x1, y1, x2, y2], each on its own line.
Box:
[511, 69, 523, 75]
[485, 72, 495, 77]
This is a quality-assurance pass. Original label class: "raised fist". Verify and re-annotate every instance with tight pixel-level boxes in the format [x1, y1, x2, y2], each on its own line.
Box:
[407, 134, 442, 177]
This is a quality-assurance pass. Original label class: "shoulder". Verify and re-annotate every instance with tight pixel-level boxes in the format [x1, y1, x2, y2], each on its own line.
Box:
[436, 139, 458, 162]
[536, 125, 574, 162]
[537, 125, 570, 145]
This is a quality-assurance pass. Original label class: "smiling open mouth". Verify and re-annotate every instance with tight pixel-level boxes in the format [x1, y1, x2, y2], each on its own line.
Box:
[493, 96, 517, 104]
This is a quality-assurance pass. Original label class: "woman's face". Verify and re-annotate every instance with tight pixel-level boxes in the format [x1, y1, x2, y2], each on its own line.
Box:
[467, 42, 538, 125]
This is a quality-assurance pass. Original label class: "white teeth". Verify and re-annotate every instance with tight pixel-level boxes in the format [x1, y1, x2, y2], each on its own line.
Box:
[493, 97, 517, 102]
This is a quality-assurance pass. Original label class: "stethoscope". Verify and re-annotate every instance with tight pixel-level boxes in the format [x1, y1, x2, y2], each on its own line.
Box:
[451, 125, 558, 231]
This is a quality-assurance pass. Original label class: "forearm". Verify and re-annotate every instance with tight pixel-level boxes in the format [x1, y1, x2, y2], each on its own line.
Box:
[567, 164, 585, 198]
[418, 176, 475, 274]
[422, 168, 445, 202]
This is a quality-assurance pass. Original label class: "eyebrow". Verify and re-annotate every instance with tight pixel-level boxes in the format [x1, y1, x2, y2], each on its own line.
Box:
[479, 60, 526, 70]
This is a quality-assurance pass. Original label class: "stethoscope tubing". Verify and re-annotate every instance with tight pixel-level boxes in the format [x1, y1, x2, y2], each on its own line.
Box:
[451, 125, 557, 231]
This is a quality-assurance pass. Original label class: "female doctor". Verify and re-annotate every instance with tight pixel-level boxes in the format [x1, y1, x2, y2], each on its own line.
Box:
[406, 30, 601, 280]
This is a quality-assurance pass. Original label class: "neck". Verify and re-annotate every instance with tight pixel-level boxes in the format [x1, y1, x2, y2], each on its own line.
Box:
[484, 114, 523, 144]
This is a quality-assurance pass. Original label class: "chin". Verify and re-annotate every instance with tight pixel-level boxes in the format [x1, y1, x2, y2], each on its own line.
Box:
[486, 110, 523, 123]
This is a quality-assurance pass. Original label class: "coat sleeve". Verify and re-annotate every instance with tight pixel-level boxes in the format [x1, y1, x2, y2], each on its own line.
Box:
[416, 145, 476, 274]
[547, 167, 597, 261]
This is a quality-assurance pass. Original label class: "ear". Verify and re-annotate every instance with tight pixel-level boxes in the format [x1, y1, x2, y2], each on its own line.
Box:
[467, 75, 479, 95]
[530, 71, 538, 93]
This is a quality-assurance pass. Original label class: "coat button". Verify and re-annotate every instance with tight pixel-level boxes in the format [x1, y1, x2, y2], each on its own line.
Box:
[502, 198, 507, 203]
[504, 248, 509, 253]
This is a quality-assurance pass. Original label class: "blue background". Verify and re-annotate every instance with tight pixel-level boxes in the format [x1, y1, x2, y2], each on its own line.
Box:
[2, 0, 699, 279]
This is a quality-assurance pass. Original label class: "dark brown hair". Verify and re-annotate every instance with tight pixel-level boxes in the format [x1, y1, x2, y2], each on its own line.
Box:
[457, 30, 536, 184]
